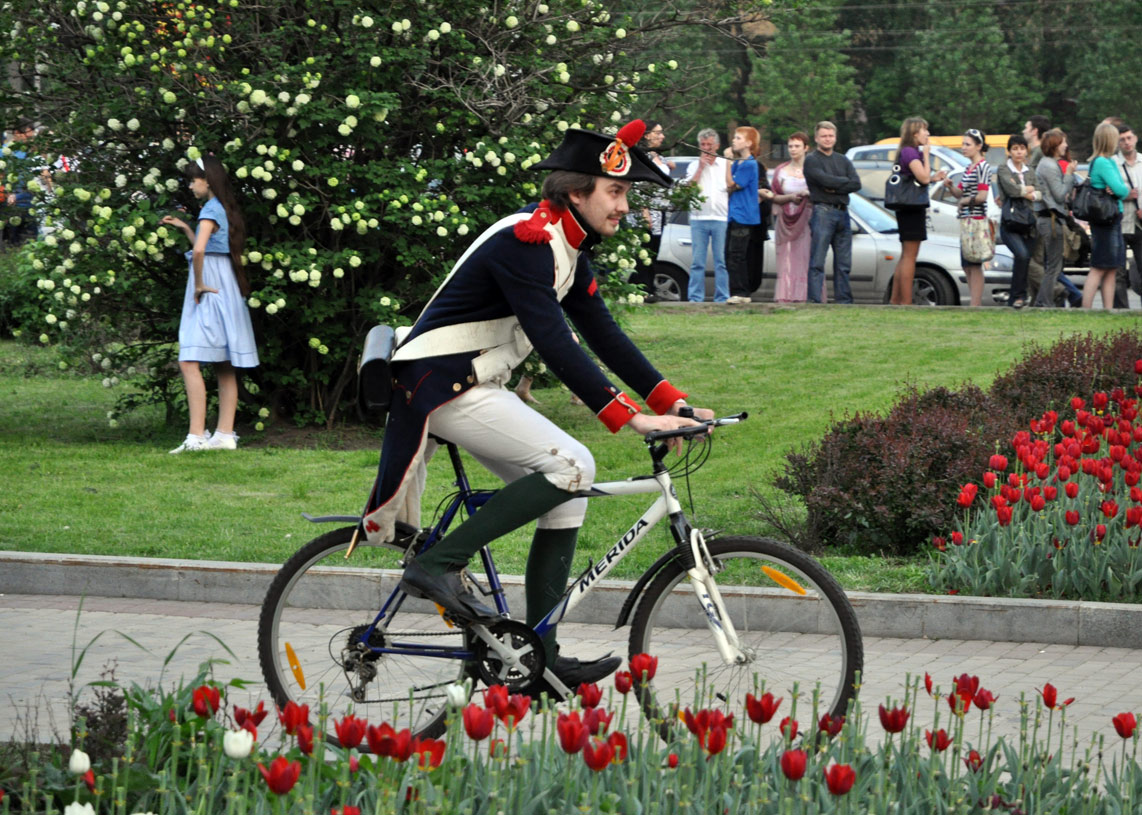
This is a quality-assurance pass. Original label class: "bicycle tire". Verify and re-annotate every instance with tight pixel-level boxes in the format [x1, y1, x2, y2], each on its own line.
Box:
[628, 536, 862, 736]
[257, 526, 470, 739]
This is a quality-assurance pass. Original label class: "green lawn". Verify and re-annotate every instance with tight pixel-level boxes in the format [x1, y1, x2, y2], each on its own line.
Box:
[1, 305, 1136, 592]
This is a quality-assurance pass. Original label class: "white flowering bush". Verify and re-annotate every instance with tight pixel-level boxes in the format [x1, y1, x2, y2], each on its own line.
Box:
[2, 0, 700, 426]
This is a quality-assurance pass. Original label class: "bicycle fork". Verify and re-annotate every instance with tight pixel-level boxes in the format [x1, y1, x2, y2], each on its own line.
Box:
[686, 528, 749, 666]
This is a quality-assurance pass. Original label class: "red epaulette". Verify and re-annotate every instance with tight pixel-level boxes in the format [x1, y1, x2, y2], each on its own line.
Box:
[513, 203, 557, 244]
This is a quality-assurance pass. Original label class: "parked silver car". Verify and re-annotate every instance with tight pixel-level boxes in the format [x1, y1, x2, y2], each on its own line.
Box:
[638, 190, 1014, 307]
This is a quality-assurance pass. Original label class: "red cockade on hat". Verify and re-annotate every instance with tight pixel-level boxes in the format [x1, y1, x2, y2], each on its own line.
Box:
[600, 120, 646, 177]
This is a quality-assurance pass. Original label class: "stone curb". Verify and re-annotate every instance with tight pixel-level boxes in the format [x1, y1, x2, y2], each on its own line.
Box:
[4, 551, 1141, 648]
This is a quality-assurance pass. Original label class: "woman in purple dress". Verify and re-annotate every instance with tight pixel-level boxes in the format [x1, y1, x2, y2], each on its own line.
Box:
[765, 132, 812, 302]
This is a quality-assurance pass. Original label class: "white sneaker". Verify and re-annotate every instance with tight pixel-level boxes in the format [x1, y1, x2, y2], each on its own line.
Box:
[169, 434, 209, 454]
[205, 431, 239, 450]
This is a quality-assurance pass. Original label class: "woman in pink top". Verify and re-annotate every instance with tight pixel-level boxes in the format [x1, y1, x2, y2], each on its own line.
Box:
[764, 132, 813, 302]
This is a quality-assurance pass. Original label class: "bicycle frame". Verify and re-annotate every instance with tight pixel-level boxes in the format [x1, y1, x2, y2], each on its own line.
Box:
[358, 425, 748, 680]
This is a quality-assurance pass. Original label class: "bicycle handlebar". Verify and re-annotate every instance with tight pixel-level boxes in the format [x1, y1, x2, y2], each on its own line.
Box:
[643, 412, 749, 443]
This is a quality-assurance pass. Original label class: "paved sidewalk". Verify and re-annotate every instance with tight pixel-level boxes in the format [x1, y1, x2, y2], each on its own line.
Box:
[3, 593, 1140, 752]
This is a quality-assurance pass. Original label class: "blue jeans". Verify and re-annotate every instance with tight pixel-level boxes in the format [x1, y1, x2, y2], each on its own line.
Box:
[999, 224, 1033, 304]
[688, 219, 729, 302]
[808, 204, 853, 303]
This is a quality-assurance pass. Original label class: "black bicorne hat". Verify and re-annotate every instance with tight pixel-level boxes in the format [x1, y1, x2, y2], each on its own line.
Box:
[535, 120, 671, 187]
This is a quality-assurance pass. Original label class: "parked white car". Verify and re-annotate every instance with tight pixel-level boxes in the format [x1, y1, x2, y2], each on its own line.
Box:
[846, 143, 968, 174]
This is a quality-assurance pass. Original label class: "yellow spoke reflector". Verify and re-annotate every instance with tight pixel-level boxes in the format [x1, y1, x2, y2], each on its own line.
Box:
[284, 642, 306, 690]
[761, 566, 807, 595]
[435, 603, 455, 629]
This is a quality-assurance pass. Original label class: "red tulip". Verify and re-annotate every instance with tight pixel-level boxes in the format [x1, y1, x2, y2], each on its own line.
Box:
[983, 472, 997, 488]
[932, 536, 947, 552]
[951, 531, 964, 545]
[1128, 506, 1142, 529]
[1102, 500, 1120, 519]
[878, 704, 909, 734]
[82, 769, 96, 793]
[964, 749, 983, 773]
[192, 685, 221, 719]
[607, 731, 629, 762]
[557, 712, 590, 754]
[1039, 683, 1075, 710]
[234, 701, 268, 729]
[462, 704, 495, 741]
[583, 706, 613, 736]
[1097, 524, 1108, 541]
[348, 755, 359, 773]
[1135, 359, 1142, 375]
[278, 701, 309, 735]
[745, 692, 782, 724]
[989, 454, 1008, 472]
[489, 738, 507, 758]
[411, 737, 445, 770]
[779, 716, 798, 741]
[629, 653, 658, 681]
[823, 763, 856, 795]
[684, 708, 734, 748]
[366, 723, 413, 761]
[973, 689, 998, 711]
[1066, 510, 1080, 526]
[497, 694, 531, 730]
[705, 725, 728, 757]
[334, 714, 367, 750]
[925, 728, 952, 752]
[780, 748, 807, 781]
[1030, 495, 1046, 512]
[483, 685, 509, 717]
[818, 713, 845, 738]
[577, 682, 603, 709]
[258, 756, 302, 795]
[1072, 397, 1085, 410]
[332, 808, 361, 815]
[582, 738, 614, 772]
[957, 490, 975, 508]
[1066, 482, 1079, 499]
[667, 752, 679, 769]
[996, 506, 1013, 526]
[924, 672, 934, 696]
[614, 671, 632, 694]
[1112, 712, 1137, 739]
[296, 724, 314, 756]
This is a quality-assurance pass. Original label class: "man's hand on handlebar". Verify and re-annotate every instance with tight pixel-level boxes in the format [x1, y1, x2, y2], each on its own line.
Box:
[669, 401, 714, 422]
[627, 407, 711, 454]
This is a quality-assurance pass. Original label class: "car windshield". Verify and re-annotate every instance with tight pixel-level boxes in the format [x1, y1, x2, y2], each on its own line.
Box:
[849, 194, 898, 234]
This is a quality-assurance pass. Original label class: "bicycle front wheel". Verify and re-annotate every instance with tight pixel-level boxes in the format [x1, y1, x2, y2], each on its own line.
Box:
[257, 526, 469, 739]
[629, 536, 862, 733]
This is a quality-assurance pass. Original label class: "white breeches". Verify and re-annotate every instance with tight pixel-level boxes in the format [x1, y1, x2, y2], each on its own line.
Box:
[428, 383, 595, 529]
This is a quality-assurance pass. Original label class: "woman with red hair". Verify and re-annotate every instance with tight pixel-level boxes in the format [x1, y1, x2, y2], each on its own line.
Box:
[724, 126, 762, 304]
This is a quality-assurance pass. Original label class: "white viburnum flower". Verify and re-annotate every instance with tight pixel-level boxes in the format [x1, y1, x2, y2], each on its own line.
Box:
[126, 118, 139, 130]
[566, 20, 580, 32]
[505, 15, 518, 27]
[370, 56, 382, 67]
[545, 34, 556, 44]
[63, 803, 95, 815]
[345, 94, 360, 108]
[360, 15, 373, 27]
[615, 28, 626, 38]
[439, 22, 451, 33]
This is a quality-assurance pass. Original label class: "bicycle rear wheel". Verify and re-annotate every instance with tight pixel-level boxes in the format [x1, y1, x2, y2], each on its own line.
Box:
[257, 526, 470, 739]
[628, 536, 862, 736]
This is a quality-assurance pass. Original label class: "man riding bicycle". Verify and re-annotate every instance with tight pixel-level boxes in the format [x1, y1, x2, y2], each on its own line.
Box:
[362, 119, 712, 694]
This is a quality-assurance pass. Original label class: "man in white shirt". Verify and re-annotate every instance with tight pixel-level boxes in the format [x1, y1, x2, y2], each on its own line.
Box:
[684, 128, 730, 302]
[1114, 125, 1142, 308]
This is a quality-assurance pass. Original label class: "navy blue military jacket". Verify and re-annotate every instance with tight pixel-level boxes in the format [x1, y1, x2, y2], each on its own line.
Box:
[361, 201, 686, 538]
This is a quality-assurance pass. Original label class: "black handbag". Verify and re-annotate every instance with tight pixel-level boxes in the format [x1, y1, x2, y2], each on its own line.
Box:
[1000, 197, 1035, 234]
[1070, 177, 1118, 226]
[883, 163, 929, 210]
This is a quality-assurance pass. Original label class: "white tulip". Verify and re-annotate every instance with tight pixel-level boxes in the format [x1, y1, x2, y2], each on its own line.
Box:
[445, 682, 469, 709]
[223, 728, 254, 759]
[68, 748, 91, 774]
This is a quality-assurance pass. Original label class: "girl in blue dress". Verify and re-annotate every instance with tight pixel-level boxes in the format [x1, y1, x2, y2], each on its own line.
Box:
[161, 155, 259, 453]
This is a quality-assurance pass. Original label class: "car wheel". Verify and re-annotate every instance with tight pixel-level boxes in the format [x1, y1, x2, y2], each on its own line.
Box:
[645, 264, 688, 302]
[912, 266, 955, 306]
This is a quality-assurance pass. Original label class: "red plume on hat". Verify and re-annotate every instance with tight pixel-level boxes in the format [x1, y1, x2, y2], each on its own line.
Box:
[614, 120, 646, 148]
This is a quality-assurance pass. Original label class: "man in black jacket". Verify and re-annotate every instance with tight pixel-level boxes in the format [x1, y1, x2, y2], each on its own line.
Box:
[803, 121, 861, 303]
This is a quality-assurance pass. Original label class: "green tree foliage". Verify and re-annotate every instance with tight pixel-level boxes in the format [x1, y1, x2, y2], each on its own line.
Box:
[1, 0, 724, 426]
[747, 0, 856, 138]
[1060, 0, 1142, 139]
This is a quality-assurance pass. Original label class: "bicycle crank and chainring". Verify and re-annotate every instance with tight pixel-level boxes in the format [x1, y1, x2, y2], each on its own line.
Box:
[470, 619, 545, 691]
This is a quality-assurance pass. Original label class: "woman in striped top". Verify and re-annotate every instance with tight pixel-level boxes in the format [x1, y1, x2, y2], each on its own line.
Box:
[942, 128, 991, 307]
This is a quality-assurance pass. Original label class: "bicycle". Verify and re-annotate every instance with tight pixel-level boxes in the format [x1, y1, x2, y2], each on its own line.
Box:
[257, 412, 863, 739]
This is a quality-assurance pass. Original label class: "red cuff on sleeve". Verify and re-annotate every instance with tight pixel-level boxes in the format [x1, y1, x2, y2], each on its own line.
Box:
[646, 380, 688, 415]
[597, 391, 643, 433]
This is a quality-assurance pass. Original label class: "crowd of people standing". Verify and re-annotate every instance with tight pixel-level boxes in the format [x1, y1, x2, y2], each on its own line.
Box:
[645, 115, 1140, 309]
